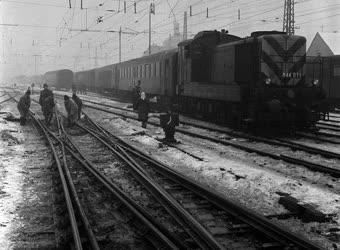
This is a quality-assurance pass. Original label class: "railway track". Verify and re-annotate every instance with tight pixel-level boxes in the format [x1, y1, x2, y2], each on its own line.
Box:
[50, 94, 340, 178]
[7, 93, 184, 249]
[56, 93, 340, 141]
[77, 112, 322, 249]
[2, 89, 333, 249]
[318, 121, 340, 130]
[7, 90, 340, 178]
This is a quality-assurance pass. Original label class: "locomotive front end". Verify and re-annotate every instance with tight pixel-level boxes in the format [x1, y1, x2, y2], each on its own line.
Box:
[256, 32, 321, 128]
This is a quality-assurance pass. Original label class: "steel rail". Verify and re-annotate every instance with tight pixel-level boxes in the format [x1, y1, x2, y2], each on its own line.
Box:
[31, 96, 340, 177]
[0, 97, 13, 105]
[55, 113, 183, 250]
[83, 106, 340, 177]
[53, 113, 100, 250]
[71, 100, 340, 161]
[29, 115, 83, 250]
[11, 94, 95, 250]
[295, 131, 340, 144]
[317, 124, 340, 133]
[318, 121, 340, 129]
[77, 122, 224, 250]
[83, 114, 323, 250]
[52, 94, 340, 157]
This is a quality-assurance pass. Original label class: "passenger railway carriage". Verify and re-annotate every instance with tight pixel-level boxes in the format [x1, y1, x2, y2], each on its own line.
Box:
[306, 55, 340, 109]
[44, 69, 73, 90]
[45, 30, 325, 128]
[74, 69, 95, 92]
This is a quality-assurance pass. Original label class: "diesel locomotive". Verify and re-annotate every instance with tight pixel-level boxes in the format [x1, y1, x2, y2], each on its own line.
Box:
[45, 30, 326, 128]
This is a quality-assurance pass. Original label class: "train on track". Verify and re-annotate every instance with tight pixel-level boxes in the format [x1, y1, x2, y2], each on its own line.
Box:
[306, 55, 340, 109]
[36, 30, 328, 128]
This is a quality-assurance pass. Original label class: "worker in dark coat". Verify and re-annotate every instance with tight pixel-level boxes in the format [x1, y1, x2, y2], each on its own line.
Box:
[17, 89, 31, 125]
[39, 83, 54, 126]
[64, 95, 78, 127]
[137, 92, 149, 128]
[72, 89, 83, 120]
[132, 80, 141, 110]
[160, 105, 179, 143]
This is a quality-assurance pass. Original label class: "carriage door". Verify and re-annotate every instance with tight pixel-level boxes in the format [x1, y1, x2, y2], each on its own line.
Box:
[115, 68, 120, 94]
[164, 59, 170, 96]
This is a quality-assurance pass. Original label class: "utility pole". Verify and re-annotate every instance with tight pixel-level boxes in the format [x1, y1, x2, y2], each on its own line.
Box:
[149, 6, 151, 55]
[33, 55, 39, 75]
[119, 26, 122, 62]
[149, 3, 155, 55]
[183, 11, 187, 40]
[283, 0, 295, 35]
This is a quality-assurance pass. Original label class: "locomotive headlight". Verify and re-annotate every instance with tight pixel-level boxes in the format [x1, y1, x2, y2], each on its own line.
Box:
[265, 78, 271, 85]
[313, 79, 319, 86]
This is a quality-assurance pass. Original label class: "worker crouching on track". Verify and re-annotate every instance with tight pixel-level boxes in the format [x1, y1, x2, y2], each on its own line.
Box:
[64, 95, 78, 127]
[137, 92, 149, 128]
[160, 105, 179, 143]
[72, 89, 83, 120]
[17, 89, 31, 125]
[39, 83, 55, 126]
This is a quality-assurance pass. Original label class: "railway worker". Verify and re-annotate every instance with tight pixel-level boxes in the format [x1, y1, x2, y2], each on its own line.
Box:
[137, 91, 149, 128]
[160, 104, 179, 143]
[72, 89, 83, 120]
[17, 89, 31, 125]
[132, 80, 141, 110]
[39, 83, 55, 126]
[64, 95, 78, 127]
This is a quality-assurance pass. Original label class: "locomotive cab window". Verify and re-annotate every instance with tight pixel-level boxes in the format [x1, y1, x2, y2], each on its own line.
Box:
[334, 65, 340, 77]
[235, 43, 254, 83]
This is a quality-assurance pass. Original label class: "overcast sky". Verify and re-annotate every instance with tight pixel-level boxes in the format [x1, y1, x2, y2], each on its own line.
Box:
[0, 0, 339, 81]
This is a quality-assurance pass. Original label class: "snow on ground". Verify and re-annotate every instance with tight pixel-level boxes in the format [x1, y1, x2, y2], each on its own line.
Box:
[52, 90, 340, 247]
[0, 98, 55, 249]
[289, 137, 340, 154]
[85, 106, 340, 248]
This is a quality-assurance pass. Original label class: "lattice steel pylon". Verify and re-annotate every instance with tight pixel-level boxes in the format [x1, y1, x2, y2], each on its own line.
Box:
[283, 0, 295, 35]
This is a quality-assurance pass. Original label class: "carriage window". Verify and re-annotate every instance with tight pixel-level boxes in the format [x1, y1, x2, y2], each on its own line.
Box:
[150, 63, 155, 77]
[155, 62, 159, 77]
[334, 66, 340, 76]
[145, 64, 151, 78]
[156, 62, 160, 77]
[141, 65, 145, 78]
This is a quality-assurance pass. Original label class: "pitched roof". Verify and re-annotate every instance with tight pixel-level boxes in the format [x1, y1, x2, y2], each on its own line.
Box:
[318, 32, 340, 55]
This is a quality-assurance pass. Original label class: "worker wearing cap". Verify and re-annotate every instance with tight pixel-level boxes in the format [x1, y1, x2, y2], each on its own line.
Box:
[39, 83, 54, 126]
[72, 89, 83, 120]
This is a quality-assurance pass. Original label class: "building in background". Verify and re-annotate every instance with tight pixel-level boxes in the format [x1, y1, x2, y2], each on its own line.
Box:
[307, 32, 340, 57]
